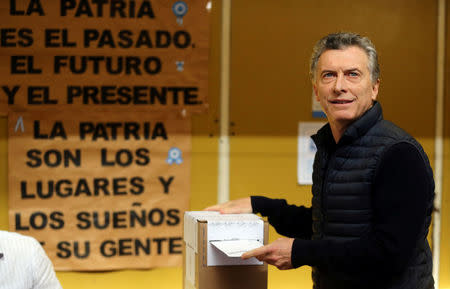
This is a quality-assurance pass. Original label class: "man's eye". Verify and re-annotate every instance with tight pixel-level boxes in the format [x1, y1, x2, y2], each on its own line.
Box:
[323, 72, 334, 78]
[348, 72, 359, 77]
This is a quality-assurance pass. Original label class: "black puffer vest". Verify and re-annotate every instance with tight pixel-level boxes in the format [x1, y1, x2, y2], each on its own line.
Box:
[310, 102, 434, 289]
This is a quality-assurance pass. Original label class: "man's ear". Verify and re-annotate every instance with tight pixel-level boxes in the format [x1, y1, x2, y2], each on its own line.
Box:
[371, 79, 380, 101]
[313, 84, 319, 101]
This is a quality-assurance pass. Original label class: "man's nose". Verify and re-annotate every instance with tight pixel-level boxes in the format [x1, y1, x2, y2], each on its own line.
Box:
[333, 73, 348, 94]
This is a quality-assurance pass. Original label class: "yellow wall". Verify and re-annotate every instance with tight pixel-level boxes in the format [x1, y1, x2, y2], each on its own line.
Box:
[0, 1, 447, 289]
[437, 3, 450, 289]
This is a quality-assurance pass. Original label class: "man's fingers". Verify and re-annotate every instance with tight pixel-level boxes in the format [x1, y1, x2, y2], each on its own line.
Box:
[203, 197, 253, 214]
[241, 238, 294, 270]
[221, 207, 242, 214]
[204, 205, 230, 214]
[204, 205, 220, 211]
[241, 245, 268, 260]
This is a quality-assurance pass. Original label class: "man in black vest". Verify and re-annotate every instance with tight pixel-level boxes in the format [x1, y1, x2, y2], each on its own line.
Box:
[206, 32, 434, 289]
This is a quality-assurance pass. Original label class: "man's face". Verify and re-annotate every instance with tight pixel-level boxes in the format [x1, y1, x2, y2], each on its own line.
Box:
[313, 46, 379, 128]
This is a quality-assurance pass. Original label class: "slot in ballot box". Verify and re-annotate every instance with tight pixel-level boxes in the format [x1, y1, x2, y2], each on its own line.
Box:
[183, 211, 268, 289]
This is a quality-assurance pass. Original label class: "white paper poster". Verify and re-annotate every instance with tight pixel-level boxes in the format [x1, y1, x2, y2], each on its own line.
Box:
[297, 122, 325, 185]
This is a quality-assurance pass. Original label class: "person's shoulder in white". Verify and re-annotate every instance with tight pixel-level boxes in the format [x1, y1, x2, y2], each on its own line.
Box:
[0, 230, 63, 289]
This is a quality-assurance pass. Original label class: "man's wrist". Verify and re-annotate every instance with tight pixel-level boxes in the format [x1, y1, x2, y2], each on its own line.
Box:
[291, 238, 322, 268]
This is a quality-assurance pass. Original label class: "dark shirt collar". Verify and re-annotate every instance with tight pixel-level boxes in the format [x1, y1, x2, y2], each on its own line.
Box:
[312, 101, 383, 149]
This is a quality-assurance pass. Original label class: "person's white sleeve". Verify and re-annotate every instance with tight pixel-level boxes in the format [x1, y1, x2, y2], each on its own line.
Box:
[31, 239, 62, 289]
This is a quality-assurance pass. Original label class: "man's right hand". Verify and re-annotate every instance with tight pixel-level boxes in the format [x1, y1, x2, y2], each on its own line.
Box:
[204, 197, 252, 214]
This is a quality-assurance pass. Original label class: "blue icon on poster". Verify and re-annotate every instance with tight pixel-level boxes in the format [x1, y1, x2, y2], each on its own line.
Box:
[172, 1, 188, 25]
[176, 61, 185, 71]
[167, 147, 183, 165]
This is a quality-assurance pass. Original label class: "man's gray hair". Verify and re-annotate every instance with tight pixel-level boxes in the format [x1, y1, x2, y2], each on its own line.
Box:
[310, 32, 380, 83]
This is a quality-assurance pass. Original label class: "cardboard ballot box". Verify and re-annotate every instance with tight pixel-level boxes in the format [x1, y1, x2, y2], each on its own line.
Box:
[183, 212, 268, 289]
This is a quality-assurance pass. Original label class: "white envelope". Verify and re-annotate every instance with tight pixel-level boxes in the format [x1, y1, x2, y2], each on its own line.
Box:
[210, 239, 263, 257]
